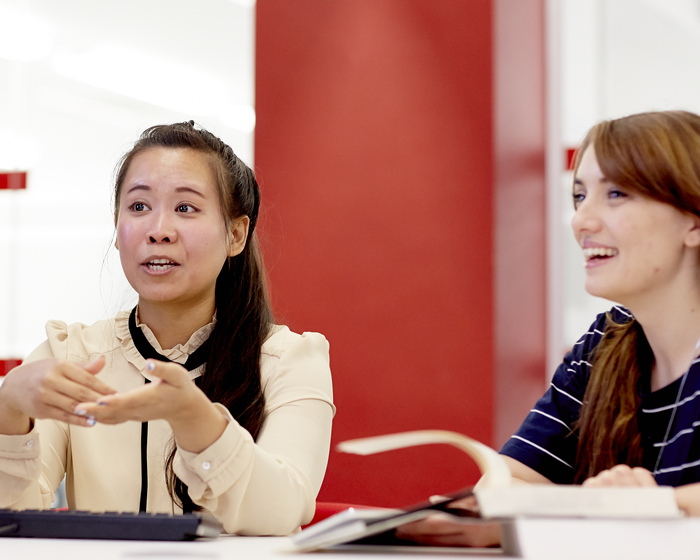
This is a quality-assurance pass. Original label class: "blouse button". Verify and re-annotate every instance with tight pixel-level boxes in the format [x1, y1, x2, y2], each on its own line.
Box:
[202, 461, 211, 471]
[26, 439, 35, 448]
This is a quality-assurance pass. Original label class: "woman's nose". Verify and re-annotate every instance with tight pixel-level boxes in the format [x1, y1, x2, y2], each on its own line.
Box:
[147, 212, 177, 243]
[570, 200, 602, 236]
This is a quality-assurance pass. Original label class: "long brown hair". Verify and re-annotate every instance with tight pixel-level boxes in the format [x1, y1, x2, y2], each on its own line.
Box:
[573, 111, 700, 482]
[114, 122, 273, 509]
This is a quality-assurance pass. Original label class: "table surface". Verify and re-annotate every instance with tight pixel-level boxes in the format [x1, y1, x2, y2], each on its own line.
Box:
[0, 534, 509, 560]
[5, 517, 700, 560]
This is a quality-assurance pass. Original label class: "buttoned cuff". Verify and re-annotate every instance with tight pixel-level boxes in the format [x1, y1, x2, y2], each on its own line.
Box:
[173, 404, 255, 500]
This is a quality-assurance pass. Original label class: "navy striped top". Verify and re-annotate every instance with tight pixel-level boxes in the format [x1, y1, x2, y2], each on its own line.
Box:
[500, 306, 700, 487]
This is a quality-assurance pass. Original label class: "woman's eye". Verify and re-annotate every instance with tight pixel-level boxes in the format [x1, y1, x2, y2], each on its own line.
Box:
[176, 204, 195, 213]
[572, 192, 585, 207]
[609, 189, 627, 199]
[130, 202, 147, 212]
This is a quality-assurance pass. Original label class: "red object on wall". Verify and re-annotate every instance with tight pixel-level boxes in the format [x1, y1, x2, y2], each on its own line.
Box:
[566, 147, 577, 170]
[0, 172, 27, 190]
[0, 359, 22, 376]
[256, 0, 546, 507]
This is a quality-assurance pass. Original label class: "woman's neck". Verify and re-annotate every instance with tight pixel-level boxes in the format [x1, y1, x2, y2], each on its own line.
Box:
[631, 296, 700, 391]
[137, 299, 215, 350]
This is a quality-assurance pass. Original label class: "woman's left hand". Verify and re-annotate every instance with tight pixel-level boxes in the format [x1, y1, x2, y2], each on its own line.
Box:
[73, 359, 227, 452]
[582, 464, 658, 487]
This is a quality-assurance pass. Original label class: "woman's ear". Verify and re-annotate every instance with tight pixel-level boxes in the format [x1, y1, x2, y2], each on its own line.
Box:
[228, 215, 250, 257]
[685, 214, 700, 248]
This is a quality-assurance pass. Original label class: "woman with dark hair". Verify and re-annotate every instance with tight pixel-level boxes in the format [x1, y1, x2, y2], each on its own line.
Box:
[0, 122, 334, 535]
[396, 110, 700, 547]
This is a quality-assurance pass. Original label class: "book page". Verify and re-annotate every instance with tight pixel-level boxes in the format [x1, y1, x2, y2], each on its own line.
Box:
[337, 429, 512, 487]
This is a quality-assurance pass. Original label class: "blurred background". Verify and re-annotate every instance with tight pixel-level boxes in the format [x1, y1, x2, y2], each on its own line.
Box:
[2, 0, 700, 507]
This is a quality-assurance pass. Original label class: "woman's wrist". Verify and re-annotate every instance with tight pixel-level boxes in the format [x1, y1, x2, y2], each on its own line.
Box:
[0, 385, 32, 435]
[168, 395, 227, 454]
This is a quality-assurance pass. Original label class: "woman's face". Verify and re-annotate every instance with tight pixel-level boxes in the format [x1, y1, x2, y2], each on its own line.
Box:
[571, 146, 699, 308]
[115, 147, 246, 315]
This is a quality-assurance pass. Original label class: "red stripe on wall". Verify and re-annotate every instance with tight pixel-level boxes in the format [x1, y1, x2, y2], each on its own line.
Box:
[0, 359, 22, 376]
[0, 172, 27, 190]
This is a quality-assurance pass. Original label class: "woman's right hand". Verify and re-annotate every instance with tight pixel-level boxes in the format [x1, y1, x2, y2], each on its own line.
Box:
[0, 356, 116, 434]
[393, 496, 501, 548]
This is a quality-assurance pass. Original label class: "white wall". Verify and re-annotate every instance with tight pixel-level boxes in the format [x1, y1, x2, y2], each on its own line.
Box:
[3, 0, 700, 365]
[0, 0, 255, 359]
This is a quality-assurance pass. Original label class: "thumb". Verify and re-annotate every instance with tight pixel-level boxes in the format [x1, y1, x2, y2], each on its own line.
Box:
[83, 355, 106, 375]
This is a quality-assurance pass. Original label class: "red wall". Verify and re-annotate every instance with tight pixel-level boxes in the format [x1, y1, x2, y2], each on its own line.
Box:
[255, 0, 545, 507]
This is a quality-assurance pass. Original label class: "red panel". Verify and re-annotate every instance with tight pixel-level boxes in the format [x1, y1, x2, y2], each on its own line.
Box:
[0, 172, 27, 190]
[493, 0, 547, 445]
[256, 0, 494, 507]
[0, 359, 22, 376]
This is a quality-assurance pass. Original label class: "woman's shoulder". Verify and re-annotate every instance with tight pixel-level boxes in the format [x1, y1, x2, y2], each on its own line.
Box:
[570, 305, 633, 352]
[261, 325, 330, 360]
[29, 314, 124, 362]
[260, 325, 332, 406]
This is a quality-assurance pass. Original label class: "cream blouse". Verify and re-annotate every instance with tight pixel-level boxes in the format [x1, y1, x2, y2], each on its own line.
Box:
[0, 311, 335, 536]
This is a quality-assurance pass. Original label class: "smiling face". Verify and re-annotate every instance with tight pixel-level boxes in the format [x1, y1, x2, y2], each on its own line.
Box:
[115, 147, 247, 316]
[571, 145, 700, 308]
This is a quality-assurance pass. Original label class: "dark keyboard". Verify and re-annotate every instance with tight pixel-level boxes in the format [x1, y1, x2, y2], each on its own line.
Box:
[0, 509, 223, 540]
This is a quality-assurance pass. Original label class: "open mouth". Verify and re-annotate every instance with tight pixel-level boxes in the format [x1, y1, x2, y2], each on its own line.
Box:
[145, 259, 179, 271]
[582, 247, 618, 263]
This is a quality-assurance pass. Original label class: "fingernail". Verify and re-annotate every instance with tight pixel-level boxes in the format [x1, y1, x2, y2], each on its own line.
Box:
[146, 361, 155, 372]
[86, 416, 96, 427]
[75, 409, 87, 417]
[98, 401, 108, 406]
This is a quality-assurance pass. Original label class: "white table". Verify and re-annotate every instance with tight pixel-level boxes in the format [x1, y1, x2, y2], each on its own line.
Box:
[4, 517, 700, 560]
[0, 535, 506, 560]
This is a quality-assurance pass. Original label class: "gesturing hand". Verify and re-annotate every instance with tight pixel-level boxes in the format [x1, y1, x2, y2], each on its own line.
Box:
[74, 360, 227, 453]
[0, 356, 115, 433]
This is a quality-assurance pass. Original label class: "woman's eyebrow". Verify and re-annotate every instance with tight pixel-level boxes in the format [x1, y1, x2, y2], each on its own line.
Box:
[125, 184, 150, 195]
[124, 185, 206, 197]
[175, 186, 206, 198]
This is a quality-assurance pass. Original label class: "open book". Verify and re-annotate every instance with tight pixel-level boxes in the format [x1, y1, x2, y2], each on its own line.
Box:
[290, 430, 682, 552]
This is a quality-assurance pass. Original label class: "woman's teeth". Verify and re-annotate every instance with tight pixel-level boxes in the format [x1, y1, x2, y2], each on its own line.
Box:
[146, 259, 176, 271]
[582, 247, 618, 260]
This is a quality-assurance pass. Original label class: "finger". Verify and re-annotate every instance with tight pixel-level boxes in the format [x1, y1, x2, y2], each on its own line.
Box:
[58, 360, 116, 398]
[45, 369, 116, 411]
[83, 355, 106, 375]
[630, 467, 657, 486]
[142, 359, 189, 387]
[38, 402, 97, 428]
[75, 383, 162, 424]
[397, 514, 474, 536]
[448, 496, 479, 510]
[395, 519, 500, 548]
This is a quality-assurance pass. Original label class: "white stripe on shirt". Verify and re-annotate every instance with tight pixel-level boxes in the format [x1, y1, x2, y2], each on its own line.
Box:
[643, 389, 700, 414]
[510, 435, 574, 469]
[653, 421, 700, 448]
[654, 456, 700, 476]
[530, 408, 570, 429]
[550, 383, 583, 405]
